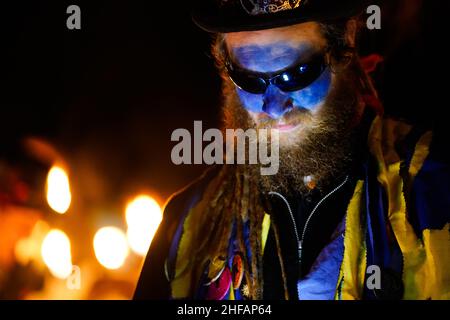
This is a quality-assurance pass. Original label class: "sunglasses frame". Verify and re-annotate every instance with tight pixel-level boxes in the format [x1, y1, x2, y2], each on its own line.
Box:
[224, 48, 331, 94]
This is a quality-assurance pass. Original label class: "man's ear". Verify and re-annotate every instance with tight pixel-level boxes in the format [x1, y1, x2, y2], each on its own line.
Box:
[345, 19, 358, 48]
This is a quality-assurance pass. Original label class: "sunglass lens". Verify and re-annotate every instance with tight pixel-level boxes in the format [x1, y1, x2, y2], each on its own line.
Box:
[230, 71, 267, 94]
[275, 59, 324, 92]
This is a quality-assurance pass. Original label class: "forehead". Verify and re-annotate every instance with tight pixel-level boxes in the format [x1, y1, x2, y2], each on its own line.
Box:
[224, 22, 326, 72]
[225, 22, 325, 49]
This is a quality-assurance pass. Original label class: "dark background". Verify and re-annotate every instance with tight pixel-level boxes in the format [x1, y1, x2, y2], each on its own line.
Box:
[2, 0, 449, 206]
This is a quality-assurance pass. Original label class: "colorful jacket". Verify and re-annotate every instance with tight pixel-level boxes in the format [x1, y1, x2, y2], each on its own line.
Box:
[134, 115, 450, 300]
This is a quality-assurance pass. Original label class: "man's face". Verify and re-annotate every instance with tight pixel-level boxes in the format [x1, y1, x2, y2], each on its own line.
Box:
[222, 21, 363, 192]
[225, 22, 334, 145]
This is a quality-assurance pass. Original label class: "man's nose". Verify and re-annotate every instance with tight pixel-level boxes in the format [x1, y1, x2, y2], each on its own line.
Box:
[262, 84, 293, 119]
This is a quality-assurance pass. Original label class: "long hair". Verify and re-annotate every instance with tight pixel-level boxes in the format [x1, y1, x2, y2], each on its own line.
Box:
[191, 17, 379, 300]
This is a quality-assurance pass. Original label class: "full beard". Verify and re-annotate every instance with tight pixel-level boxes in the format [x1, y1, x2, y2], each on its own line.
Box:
[221, 66, 363, 196]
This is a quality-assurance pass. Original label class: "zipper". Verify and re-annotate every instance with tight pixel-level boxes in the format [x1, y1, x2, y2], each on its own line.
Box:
[299, 175, 349, 266]
[269, 175, 349, 278]
[268, 191, 301, 272]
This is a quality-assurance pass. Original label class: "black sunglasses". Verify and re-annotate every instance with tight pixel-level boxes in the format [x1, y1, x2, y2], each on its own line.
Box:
[225, 51, 328, 94]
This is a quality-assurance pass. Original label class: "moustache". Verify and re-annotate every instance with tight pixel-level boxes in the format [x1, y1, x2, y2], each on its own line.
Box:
[252, 106, 315, 129]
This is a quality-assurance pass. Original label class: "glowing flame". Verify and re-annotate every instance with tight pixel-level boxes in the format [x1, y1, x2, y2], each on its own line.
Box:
[125, 195, 162, 256]
[93, 227, 129, 270]
[41, 229, 73, 279]
[46, 166, 71, 214]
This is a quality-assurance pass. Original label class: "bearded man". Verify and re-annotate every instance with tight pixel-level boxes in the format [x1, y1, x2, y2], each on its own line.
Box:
[135, 0, 450, 300]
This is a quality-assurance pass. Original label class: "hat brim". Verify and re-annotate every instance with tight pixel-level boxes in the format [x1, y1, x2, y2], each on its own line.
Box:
[192, 0, 368, 33]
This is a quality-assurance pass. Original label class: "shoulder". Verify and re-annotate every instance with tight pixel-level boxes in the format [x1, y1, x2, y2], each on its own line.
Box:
[370, 116, 450, 231]
[407, 127, 450, 232]
[133, 166, 220, 299]
[163, 166, 221, 224]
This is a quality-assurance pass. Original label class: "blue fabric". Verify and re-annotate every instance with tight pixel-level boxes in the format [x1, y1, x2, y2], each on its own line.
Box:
[297, 219, 345, 300]
[410, 159, 450, 233]
[227, 222, 237, 269]
[243, 220, 252, 266]
[365, 174, 376, 267]
[365, 162, 394, 269]
[376, 184, 391, 268]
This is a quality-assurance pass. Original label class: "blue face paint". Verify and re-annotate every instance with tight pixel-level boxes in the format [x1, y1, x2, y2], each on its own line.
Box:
[231, 43, 332, 119]
[233, 44, 307, 73]
[236, 69, 331, 118]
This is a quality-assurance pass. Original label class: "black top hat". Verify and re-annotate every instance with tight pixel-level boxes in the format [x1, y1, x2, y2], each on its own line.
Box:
[192, 0, 368, 33]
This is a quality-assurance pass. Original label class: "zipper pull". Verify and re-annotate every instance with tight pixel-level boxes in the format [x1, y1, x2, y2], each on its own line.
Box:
[298, 241, 303, 278]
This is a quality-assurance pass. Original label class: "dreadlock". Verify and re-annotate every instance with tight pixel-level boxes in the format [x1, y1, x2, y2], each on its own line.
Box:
[191, 164, 265, 299]
[191, 16, 379, 300]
